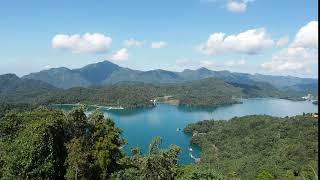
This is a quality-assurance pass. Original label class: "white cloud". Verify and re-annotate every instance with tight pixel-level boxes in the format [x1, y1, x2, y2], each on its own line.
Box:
[200, 60, 219, 68]
[202, 0, 254, 13]
[276, 36, 289, 47]
[262, 47, 317, 71]
[199, 59, 246, 68]
[111, 48, 129, 61]
[124, 38, 144, 47]
[198, 28, 274, 55]
[151, 41, 167, 49]
[224, 59, 246, 66]
[52, 33, 112, 54]
[176, 58, 247, 70]
[291, 21, 318, 48]
[262, 21, 318, 72]
[226, 1, 247, 13]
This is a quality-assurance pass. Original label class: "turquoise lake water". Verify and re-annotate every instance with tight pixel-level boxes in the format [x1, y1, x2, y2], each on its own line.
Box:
[52, 98, 318, 164]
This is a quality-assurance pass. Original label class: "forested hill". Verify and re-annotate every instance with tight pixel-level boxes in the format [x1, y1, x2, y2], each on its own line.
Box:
[0, 73, 310, 108]
[0, 74, 57, 104]
[22, 60, 318, 96]
[37, 77, 243, 108]
[29, 77, 304, 108]
[184, 114, 318, 179]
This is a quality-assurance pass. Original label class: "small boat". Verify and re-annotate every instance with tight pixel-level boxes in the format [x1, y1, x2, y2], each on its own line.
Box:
[189, 148, 193, 152]
[176, 128, 181, 131]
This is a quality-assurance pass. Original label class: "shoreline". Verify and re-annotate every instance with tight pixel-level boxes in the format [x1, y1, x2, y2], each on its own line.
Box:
[49, 97, 318, 111]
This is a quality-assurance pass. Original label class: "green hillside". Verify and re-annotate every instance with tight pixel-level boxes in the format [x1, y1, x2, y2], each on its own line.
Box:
[184, 114, 318, 179]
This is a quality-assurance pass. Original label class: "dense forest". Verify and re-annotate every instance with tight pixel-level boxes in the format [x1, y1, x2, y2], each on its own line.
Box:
[184, 114, 318, 179]
[38, 78, 243, 108]
[0, 106, 182, 179]
[1, 73, 310, 108]
[39, 77, 307, 108]
[0, 105, 318, 179]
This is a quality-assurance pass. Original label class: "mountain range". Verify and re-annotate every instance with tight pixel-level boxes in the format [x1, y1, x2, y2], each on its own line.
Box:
[1, 60, 318, 107]
[22, 60, 318, 93]
[0, 74, 57, 103]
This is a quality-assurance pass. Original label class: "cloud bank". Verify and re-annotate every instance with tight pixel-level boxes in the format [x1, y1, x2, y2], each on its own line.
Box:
[262, 21, 318, 72]
[198, 28, 274, 55]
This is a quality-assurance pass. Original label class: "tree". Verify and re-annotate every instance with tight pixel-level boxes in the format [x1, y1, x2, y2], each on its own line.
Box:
[111, 137, 181, 180]
[0, 112, 21, 139]
[0, 107, 125, 180]
[257, 170, 275, 180]
[176, 165, 225, 180]
[92, 118, 124, 178]
[64, 109, 124, 179]
[300, 161, 318, 180]
[0, 109, 67, 179]
[65, 137, 98, 180]
[284, 170, 295, 180]
[65, 107, 88, 139]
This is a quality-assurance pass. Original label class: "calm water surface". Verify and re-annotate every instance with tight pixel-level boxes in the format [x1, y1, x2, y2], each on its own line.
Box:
[53, 98, 318, 164]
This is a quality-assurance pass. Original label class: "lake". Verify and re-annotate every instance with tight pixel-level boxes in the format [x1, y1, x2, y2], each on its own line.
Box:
[52, 98, 318, 164]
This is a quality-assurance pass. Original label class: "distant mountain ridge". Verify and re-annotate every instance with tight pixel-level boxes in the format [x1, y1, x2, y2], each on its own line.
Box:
[22, 60, 318, 95]
[0, 74, 57, 103]
[0, 72, 316, 107]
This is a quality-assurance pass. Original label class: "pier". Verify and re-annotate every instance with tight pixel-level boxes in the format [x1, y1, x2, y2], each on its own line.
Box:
[189, 152, 201, 163]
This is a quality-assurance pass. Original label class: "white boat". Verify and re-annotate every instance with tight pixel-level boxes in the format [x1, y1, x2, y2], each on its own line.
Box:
[189, 152, 200, 163]
[189, 148, 193, 152]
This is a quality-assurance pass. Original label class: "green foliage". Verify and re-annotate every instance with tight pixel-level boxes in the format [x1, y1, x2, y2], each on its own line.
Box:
[1, 104, 317, 179]
[257, 170, 275, 180]
[0, 103, 37, 118]
[300, 160, 318, 180]
[0, 74, 57, 104]
[38, 78, 243, 108]
[65, 137, 97, 180]
[284, 170, 295, 180]
[177, 165, 225, 180]
[184, 114, 318, 179]
[2, 70, 314, 108]
[0, 108, 67, 179]
[0, 108, 124, 180]
[111, 137, 181, 180]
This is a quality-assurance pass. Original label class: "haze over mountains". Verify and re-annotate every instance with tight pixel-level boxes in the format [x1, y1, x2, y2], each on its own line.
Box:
[22, 60, 317, 91]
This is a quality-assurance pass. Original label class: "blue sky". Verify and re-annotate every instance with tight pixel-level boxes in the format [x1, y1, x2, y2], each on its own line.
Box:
[0, 0, 318, 77]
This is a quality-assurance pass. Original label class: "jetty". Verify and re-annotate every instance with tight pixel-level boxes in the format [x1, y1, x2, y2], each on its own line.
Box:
[189, 152, 200, 163]
[192, 132, 206, 137]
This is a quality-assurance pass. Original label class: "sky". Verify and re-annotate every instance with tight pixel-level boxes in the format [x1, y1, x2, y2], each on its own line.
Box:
[0, 0, 318, 78]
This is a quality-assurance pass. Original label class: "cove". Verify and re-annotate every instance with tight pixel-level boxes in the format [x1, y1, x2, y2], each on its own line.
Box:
[51, 98, 318, 164]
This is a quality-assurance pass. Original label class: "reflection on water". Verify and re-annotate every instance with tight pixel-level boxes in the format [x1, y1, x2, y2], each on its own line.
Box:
[51, 98, 317, 164]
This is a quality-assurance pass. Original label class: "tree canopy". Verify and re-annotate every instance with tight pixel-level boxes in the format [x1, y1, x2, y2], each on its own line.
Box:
[0, 106, 318, 179]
